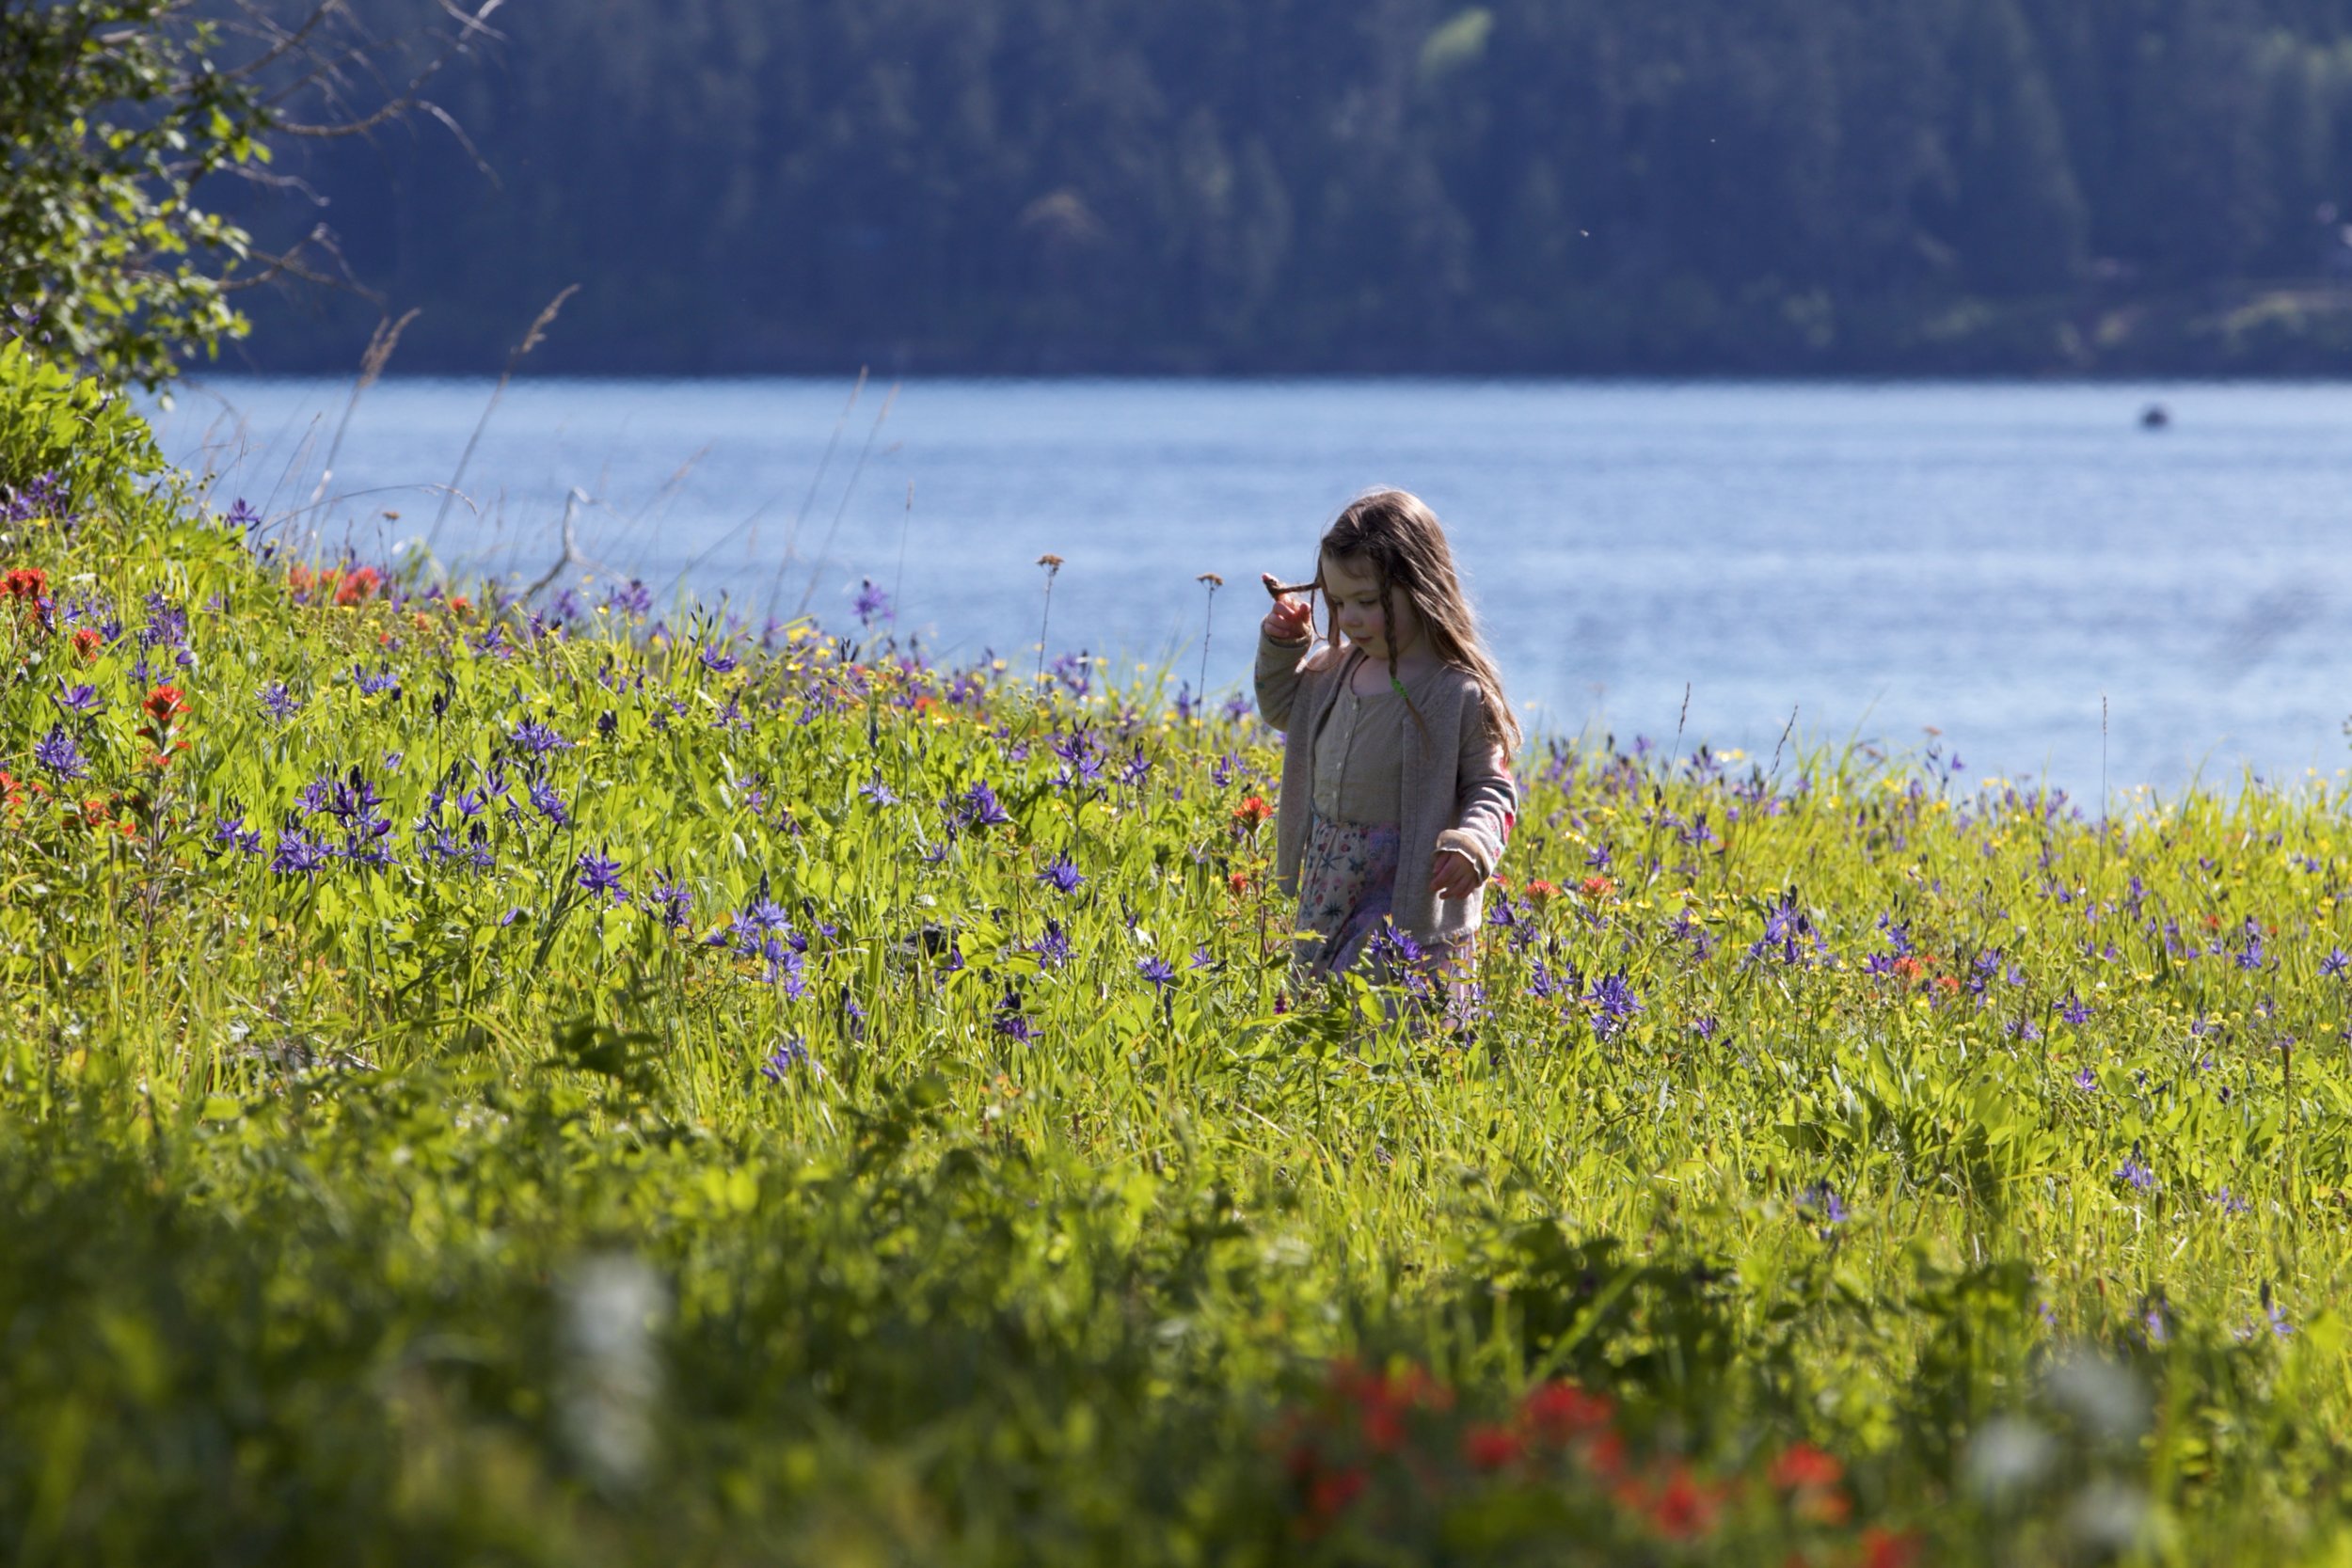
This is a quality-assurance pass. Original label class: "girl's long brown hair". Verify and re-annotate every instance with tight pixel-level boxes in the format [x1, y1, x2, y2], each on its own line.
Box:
[1305, 488, 1521, 764]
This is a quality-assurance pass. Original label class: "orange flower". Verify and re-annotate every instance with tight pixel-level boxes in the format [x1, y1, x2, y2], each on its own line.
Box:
[1644, 1465, 1721, 1541]
[1, 566, 46, 601]
[335, 565, 382, 606]
[70, 626, 103, 661]
[1523, 879, 1561, 911]
[1933, 974, 1960, 995]
[1306, 1465, 1364, 1520]
[1232, 794, 1274, 831]
[1891, 955, 1926, 983]
[141, 684, 187, 726]
[1769, 1442, 1843, 1494]
[1521, 1382, 1613, 1445]
[1770, 1442, 1851, 1522]
[1462, 1423, 1524, 1471]
[1858, 1528, 1922, 1568]
[1228, 869, 1256, 896]
[1580, 874, 1616, 900]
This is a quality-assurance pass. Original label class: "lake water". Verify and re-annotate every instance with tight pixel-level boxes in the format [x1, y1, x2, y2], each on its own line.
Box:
[151, 377, 2352, 799]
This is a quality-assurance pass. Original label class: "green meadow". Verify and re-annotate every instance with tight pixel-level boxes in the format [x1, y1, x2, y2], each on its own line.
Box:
[6, 345, 2352, 1565]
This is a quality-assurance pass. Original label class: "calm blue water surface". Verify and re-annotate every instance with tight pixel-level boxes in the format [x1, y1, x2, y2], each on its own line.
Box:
[151, 377, 2352, 797]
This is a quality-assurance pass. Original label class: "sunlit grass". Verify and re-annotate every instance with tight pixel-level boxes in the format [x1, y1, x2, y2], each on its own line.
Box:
[5, 478, 2352, 1565]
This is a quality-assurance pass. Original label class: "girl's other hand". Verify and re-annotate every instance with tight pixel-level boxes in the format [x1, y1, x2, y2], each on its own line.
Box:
[1261, 573, 1312, 644]
[1430, 847, 1482, 900]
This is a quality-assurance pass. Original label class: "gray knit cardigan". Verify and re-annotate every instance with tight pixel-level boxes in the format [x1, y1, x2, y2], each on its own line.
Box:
[1255, 632, 1518, 945]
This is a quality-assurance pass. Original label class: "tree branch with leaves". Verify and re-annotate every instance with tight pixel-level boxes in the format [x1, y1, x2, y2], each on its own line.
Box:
[0, 0, 500, 391]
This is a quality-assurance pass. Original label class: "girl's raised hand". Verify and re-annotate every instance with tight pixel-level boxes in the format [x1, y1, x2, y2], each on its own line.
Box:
[1430, 847, 1483, 900]
[1261, 572, 1313, 644]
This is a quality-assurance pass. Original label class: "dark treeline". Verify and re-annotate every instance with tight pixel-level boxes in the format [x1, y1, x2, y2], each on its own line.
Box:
[226, 0, 2352, 375]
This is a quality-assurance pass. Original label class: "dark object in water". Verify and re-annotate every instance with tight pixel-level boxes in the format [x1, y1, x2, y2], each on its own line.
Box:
[2139, 403, 2170, 429]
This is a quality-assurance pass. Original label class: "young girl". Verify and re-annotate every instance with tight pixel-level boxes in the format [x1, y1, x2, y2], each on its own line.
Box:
[1254, 488, 1519, 986]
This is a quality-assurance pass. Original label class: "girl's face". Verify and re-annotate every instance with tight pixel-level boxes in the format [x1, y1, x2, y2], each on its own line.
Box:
[1321, 550, 1420, 659]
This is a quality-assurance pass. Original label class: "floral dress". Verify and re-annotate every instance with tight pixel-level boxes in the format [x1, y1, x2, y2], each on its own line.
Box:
[1293, 655, 1420, 979]
[1295, 814, 1405, 977]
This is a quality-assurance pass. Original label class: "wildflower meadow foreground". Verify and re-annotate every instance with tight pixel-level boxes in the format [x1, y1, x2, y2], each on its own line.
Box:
[8, 355, 2352, 1566]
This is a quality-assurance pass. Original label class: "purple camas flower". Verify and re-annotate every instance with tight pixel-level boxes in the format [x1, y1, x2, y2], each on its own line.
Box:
[1031, 921, 1073, 969]
[1047, 727, 1104, 790]
[1137, 957, 1177, 989]
[1039, 854, 1084, 894]
[644, 875, 692, 930]
[1189, 944, 1214, 970]
[859, 775, 899, 806]
[350, 665, 400, 698]
[1221, 691, 1252, 722]
[2323, 948, 2349, 979]
[423, 825, 495, 871]
[2060, 993, 2092, 1025]
[140, 592, 186, 650]
[510, 718, 568, 755]
[261, 682, 301, 722]
[326, 769, 385, 828]
[852, 578, 891, 626]
[271, 829, 326, 876]
[577, 849, 625, 902]
[960, 781, 1011, 829]
[699, 644, 739, 674]
[527, 775, 570, 828]
[2073, 1066, 2098, 1093]
[224, 498, 261, 531]
[1797, 1180, 1847, 1226]
[1049, 650, 1092, 697]
[758, 1038, 812, 1082]
[32, 725, 86, 780]
[51, 679, 101, 717]
[993, 988, 1038, 1042]
[2114, 1148, 2156, 1194]
[1586, 973, 1643, 1039]
[764, 943, 808, 997]
[603, 579, 653, 618]
[1749, 891, 1813, 967]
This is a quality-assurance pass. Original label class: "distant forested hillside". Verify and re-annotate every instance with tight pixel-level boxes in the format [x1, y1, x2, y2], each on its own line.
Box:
[224, 0, 2352, 374]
